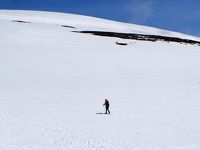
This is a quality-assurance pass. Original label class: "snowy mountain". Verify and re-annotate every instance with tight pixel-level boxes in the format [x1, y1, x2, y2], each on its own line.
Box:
[1, 10, 200, 150]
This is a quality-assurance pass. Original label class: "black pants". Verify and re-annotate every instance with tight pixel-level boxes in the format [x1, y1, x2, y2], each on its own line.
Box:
[105, 106, 110, 114]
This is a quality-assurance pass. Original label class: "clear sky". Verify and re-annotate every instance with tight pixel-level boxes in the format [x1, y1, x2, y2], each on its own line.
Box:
[1, 0, 200, 37]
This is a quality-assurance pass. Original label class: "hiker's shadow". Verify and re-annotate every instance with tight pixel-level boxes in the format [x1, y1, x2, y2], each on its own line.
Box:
[96, 113, 105, 115]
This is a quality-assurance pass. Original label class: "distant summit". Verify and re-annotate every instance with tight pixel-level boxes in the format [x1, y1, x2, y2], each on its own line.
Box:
[0, 10, 199, 42]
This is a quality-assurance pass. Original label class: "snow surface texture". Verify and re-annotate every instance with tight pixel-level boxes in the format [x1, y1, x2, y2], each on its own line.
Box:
[0, 10, 200, 150]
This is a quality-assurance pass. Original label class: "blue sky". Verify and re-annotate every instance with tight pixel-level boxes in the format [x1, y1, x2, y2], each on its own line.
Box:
[1, 0, 200, 37]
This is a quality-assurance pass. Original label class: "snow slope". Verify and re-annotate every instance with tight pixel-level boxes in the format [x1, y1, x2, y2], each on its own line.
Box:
[0, 10, 200, 150]
[0, 10, 200, 41]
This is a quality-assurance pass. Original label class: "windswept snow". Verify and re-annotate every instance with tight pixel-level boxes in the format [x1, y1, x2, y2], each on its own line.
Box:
[0, 10, 200, 150]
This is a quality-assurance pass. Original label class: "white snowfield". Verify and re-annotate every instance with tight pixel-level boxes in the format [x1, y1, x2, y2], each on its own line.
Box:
[0, 10, 200, 150]
[0, 10, 200, 41]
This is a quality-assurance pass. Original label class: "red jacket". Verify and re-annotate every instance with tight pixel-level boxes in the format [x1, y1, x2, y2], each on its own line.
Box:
[103, 100, 109, 107]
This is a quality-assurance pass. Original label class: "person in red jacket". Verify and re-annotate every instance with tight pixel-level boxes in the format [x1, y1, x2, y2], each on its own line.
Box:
[103, 99, 110, 114]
